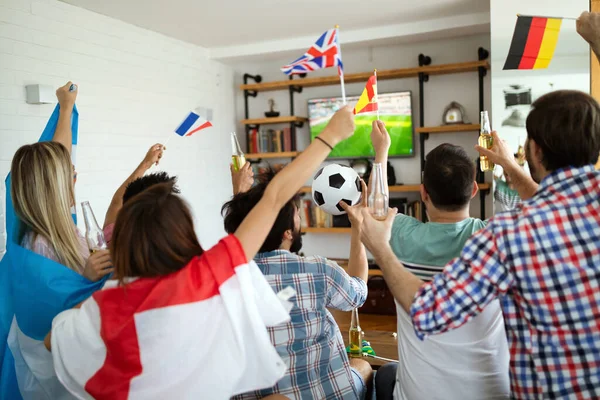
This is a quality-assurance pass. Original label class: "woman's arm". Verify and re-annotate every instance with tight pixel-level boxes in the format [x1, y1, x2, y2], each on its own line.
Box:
[340, 180, 369, 282]
[53, 82, 77, 153]
[103, 144, 164, 229]
[235, 106, 356, 261]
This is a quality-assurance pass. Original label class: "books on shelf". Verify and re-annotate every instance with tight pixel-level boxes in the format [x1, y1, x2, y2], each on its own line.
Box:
[406, 201, 423, 222]
[247, 128, 295, 154]
[300, 199, 333, 229]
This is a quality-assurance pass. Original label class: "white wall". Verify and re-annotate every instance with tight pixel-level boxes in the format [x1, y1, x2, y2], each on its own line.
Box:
[231, 33, 492, 259]
[0, 0, 236, 255]
[490, 0, 590, 152]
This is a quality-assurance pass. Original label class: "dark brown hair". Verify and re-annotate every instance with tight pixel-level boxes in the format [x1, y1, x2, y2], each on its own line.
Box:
[110, 182, 203, 282]
[423, 143, 475, 212]
[527, 90, 600, 171]
[222, 167, 299, 253]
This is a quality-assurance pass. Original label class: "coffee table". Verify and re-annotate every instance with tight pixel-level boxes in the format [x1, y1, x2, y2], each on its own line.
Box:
[344, 330, 398, 369]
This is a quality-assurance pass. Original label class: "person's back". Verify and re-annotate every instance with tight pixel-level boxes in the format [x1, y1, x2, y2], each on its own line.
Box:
[243, 251, 366, 399]
[484, 164, 600, 397]
[390, 216, 509, 400]
[222, 168, 371, 399]
[378, 143, 509, 400]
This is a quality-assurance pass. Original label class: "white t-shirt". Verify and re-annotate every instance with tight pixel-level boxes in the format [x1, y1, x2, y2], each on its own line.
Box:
[390, 215, 510, 400]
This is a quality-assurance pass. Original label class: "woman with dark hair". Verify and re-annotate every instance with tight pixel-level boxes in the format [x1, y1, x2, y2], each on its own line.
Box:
[44, 106, 356, 399]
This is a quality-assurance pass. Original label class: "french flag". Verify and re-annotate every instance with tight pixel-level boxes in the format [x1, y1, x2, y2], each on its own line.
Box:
[174, 110, 212, 137]
[50, 235, 291, 400]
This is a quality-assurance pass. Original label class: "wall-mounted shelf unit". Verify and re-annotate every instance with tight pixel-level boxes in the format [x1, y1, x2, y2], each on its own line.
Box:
[415, 124, 480, 134]
[241, 50, 492, 230]
[241, 116, 307, 126]
[246, 151, 299, 160]
[240, 61, 489, 92]
[299, 183, 490, 194]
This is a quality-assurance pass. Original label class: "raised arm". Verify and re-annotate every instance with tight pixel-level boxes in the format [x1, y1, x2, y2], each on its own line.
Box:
[577, 11, 600, 64]
[358, 208, 423, 311]
[235, 106, 355, 261]
[103, 144, 164, 229]
[339, 180, 369, 282]
[369, 120, 391, 196]
[53, 82, 77, 153]
[476, 131, 538, 200]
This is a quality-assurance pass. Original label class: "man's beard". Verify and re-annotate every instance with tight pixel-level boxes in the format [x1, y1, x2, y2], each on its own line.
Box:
[525, 140, 541, 183]
[289, 229, 303, 254]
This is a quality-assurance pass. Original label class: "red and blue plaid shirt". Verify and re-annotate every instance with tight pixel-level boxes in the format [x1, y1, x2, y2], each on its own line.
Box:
[411, 165, 600, 399]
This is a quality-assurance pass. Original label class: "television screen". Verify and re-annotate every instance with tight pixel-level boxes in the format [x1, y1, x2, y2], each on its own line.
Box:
[308, 91, 414, 158]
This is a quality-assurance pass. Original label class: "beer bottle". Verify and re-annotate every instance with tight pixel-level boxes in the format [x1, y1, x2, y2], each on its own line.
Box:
[231, 132, 246, 172]
[348, 308, 363, 358]
[368, 163, 388, 220]
[81, 201, 107, 254]
[479, 111, 494, 172]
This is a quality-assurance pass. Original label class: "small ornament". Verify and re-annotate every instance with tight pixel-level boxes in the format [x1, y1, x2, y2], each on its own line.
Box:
[265, 98, 280, 118]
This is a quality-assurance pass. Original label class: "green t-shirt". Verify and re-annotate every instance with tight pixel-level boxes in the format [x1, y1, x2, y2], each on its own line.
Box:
[389, 214, 487, 281]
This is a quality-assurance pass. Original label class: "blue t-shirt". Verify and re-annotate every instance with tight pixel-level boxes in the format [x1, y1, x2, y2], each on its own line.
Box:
[390, 214, 486, 280]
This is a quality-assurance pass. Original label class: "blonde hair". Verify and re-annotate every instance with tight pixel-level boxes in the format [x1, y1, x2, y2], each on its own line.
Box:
[11, 141, 84, 272]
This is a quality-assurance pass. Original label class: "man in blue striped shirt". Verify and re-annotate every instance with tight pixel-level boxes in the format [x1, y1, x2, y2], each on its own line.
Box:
[222, 168, 372, 400]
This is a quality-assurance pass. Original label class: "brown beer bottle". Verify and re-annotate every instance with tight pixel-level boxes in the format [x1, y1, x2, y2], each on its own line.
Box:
[479, 111, 494, 172]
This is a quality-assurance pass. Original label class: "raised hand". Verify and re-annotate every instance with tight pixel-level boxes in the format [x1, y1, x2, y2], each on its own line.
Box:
[83, 250, 113, 282]
[475, 131, 518, 170]
[231, 162, 254, 195]
[319, 105, 356, 147]
[359, 207, 398, 256]
[56, 81, 77, 110]
[371, 120, 391, 155]
[338, 179, 368, 229]
[142, 143, 165, 168]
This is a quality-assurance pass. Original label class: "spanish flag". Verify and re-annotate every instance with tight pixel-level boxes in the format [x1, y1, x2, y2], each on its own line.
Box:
[354, 74, 378, 115]
[503, 15, 562, 70]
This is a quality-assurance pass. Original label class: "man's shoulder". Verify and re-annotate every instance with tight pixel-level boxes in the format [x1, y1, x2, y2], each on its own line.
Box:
[392, 213, 422, 233]
[255, 251, 335, 275]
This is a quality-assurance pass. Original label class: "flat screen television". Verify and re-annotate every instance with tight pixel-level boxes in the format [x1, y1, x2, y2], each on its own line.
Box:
[308, 91, 415, 159]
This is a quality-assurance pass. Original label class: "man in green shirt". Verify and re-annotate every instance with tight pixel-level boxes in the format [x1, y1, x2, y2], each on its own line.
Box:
[371, 137, 510, 400]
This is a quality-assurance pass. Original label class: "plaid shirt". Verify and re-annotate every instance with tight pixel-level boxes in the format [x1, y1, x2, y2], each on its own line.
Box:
[233, 250, 368, 400]
[411, 165, 600, 399]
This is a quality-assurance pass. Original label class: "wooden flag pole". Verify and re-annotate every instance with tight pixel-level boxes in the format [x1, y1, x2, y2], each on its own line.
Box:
[374, 69, 380, 120]
[335, 25, 347, 104]
[516, 13, 577, 20]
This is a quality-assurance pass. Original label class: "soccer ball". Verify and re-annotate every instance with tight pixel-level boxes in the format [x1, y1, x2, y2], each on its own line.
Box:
[311, 164, 363, 216]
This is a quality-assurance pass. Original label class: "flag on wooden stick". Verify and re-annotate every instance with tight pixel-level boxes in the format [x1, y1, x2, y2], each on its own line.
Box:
[503, 15, 564, 70]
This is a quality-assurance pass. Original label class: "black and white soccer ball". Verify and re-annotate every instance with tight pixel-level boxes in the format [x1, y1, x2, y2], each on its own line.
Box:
[311, 164, 363, 216]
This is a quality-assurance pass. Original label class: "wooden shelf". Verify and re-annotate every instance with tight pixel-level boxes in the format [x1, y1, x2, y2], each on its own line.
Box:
[300, 183, 489, 193]
[241, 116, 308, 125]
[302, 227, 352, 234]
[415, 124, 480, 134]
[240, 61, 490, 92]
[246, 151, 299, 159]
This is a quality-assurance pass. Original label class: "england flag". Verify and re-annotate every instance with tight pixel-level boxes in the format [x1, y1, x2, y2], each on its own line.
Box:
[50, 235, 291, 400]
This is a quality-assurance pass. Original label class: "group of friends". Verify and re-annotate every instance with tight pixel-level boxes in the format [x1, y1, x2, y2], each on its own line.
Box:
[1, 10, 600, 400]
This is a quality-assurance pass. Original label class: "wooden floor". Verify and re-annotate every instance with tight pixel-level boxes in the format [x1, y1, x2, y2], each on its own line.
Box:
[330, 309, 397, 332]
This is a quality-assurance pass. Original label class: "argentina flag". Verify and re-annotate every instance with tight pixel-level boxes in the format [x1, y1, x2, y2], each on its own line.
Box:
[0, 103, 107, 399]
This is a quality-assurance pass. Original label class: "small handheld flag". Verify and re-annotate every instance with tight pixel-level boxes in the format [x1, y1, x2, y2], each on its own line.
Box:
[281, 26, 346, 103]
[503, 15, 564, 70]
[160, 110, 213, 151]
[354, 71, 378, 117]
[175, 110, 212, 137]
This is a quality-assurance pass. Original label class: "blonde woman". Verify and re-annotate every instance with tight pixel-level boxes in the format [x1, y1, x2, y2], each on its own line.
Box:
[10, 83, 112, 281]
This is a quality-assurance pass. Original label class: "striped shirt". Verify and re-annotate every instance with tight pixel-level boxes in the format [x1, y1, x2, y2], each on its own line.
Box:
[232, 250, 368, 399]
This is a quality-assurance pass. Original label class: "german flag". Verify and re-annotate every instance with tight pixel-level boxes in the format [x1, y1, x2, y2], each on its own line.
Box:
[503, 16, 562, 70]
[354, 74, 378, 115]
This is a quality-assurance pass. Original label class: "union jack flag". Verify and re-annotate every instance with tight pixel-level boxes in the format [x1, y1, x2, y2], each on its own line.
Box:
[281, 28, 344, 76]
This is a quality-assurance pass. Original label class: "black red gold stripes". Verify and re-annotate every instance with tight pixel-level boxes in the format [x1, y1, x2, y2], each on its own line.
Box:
[503, 16, 562, 70]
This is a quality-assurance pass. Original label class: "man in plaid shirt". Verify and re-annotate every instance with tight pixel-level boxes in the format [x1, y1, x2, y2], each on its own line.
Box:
[355, 13, 600, 399]
[222, 168, 372, 399]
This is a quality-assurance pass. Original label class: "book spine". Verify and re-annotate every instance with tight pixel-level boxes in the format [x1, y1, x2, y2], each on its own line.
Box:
[283, 128, 291, 152]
